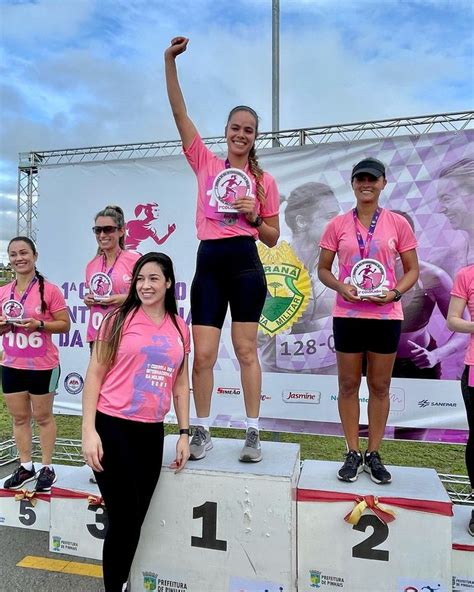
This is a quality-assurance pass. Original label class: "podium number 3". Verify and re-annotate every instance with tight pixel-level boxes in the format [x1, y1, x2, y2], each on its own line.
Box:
[352, 515, 389, 561]
[191, 501, 227, 551]
[86, 504, 108, 539]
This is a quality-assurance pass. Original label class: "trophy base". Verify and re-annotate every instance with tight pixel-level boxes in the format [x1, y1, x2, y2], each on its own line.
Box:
[357, 288, 385, 298]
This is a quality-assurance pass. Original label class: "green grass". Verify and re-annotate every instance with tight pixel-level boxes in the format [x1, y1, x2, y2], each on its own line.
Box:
[0, 397, 467, 475]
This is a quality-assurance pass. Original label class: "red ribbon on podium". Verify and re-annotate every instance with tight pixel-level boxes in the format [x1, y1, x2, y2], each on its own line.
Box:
[297, 489, 452, 525]
[51, 486, 105, 508]
[0, 488, 51, 505]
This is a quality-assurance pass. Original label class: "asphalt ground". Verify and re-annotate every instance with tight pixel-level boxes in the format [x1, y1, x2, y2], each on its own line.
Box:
[0, 460, 105, 592]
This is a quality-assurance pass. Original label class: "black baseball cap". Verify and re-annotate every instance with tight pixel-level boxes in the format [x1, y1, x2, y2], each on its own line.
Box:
[351, 158, 386, 180]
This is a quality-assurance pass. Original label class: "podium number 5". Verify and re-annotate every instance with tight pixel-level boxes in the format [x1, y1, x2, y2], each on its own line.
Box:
[191, 501, 227, 551]
[352, 515, 389, 561]
[19, 499, 36, 526]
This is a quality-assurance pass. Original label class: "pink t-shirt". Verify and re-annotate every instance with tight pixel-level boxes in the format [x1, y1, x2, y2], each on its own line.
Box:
[97, 310, 190, 423]
[0, 279, 67, 370]
[319, 208, 418, 320]
[85, 250, 141, 342]
[451, 265, 474, 366]
[184, 134, 279, 240]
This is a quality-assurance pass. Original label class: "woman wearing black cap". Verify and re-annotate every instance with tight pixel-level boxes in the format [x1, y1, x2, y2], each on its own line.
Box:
[318, 158, 419, 484]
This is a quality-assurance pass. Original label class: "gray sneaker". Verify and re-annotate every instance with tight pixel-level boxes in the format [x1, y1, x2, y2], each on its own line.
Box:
[189, 426, 212, 460]
[239, 428, 262, 463]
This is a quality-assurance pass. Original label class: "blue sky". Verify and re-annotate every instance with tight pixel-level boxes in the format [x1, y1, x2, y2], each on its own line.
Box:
[0, 0, 473, 262]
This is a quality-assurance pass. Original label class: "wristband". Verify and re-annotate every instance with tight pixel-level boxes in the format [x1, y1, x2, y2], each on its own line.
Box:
[248, 215, 263, 228]
[391, 289, 402, 302]
[179, 428, 190, 436]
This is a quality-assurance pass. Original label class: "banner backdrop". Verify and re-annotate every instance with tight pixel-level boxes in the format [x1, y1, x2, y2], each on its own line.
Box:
[31, 129, 473, 441]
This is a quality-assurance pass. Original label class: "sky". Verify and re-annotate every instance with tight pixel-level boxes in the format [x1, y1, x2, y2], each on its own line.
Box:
[0, 0, 473, 263]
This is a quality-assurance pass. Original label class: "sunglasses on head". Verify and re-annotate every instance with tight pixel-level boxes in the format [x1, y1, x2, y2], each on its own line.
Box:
[92, 225, 118, 235]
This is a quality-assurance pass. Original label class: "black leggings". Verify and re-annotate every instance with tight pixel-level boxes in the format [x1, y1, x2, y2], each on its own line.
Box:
[461, 365, 474, 488]
[93, 411, 164, 592]
[191, 236, 267, 328]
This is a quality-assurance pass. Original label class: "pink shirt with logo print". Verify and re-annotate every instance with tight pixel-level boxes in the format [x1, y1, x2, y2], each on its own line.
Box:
[451, 265, 474, 366]
[183, 134, 280, 240]
[319, 208, 418, 320]
[97, 310, 190, 423]
[85, 249, 141, 342]
[0, 280, 67, 370]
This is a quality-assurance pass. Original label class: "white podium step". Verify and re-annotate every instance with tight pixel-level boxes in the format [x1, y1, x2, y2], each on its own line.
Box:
[452, 504, 474, 592]
[131, 435, 300, 592]
[49, 463, 106, 560]
[0, 466, 55, 532]
[297, 460, 452, 592]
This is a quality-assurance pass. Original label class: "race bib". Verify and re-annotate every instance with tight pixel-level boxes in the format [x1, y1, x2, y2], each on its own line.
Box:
[3, 330, 46, 358]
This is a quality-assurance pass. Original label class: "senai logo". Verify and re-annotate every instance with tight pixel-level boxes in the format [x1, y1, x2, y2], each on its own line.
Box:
[64, 372, 84, 395]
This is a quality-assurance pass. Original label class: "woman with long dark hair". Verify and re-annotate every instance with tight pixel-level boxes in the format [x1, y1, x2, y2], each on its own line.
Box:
[0, 236, 70, 492]
[81, 252, 190, 592]
[165, 36, 280, 463]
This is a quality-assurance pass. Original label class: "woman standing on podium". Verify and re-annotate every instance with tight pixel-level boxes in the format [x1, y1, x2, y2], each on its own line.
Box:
[318, 158, 419, 484]
[447, 264, 474, 535]
[165, 36, 280, 463]
[81, 252, 191, 592]
[84, 205, 141, 352]
[0, 236, 70, 492]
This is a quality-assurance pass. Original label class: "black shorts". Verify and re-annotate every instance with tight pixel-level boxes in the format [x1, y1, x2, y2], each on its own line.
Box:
[191, 236, 267, 328]
[1, 365, 61, 395]
[333, 317, 402, 354]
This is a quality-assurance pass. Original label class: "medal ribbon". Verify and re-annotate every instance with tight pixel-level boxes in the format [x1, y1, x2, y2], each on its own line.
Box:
[101, 249, 122, 276]
[353, 207, 381, 260]
[10, 276, 38, 305]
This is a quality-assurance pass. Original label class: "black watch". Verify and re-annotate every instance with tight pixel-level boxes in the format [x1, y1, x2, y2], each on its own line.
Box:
[248, 215, 263, 228]
[179, 428, 190, 436]
[38, 320, 45, 330]
[391, 289, 402, 302]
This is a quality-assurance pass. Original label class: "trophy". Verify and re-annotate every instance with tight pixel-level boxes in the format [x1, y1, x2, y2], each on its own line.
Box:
[212, 168, 253, 213]
[89, 272, 112, 302]
[350, 258, 386, 297]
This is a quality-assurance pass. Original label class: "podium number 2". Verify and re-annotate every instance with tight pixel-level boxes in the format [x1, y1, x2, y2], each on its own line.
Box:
[352, 515, 389, 561]
[86, 504, 108, 539]
[191, 501, 227, 551]
[19, 499, 36, 526]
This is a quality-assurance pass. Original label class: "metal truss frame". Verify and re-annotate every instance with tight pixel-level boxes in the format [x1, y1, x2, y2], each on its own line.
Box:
[11, 109, 474, 492]
[17, 110, 474, 239]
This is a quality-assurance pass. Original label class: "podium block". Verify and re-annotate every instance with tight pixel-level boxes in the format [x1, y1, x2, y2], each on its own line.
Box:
[452, 504, 474, 592]
[0, 471, 51, 532]
[131, 435, 300, 592]
[49, 464, 107, 560]
[297, 460, 452, 592]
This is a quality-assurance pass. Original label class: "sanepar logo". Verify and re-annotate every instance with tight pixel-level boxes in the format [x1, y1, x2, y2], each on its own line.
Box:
[282, 390, 321, 404]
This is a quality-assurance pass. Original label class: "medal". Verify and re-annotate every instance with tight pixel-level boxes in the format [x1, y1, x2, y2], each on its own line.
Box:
[212, 168, 252, 213]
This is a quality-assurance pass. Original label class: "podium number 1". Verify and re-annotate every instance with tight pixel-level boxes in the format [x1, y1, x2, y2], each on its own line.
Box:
[191, 501, 227, 551]
[352, 515, 389, 561]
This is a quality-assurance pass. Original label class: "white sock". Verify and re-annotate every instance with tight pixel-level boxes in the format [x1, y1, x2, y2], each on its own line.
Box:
[21, 461, 33, 471]
[246, 417, 259, 431]
[193, 416, 210, 431]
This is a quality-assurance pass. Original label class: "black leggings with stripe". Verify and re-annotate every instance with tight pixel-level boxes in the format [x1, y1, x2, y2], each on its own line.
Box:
[93, 411, 164, 592]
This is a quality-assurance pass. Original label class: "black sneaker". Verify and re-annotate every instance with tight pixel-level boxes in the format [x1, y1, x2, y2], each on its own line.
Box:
[337, 450, 363, 482]
[35, 466, 57, 493]
[468, 509, 474, 537]
[364, 451, 392, 484]
[3, 464, 36, 490]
